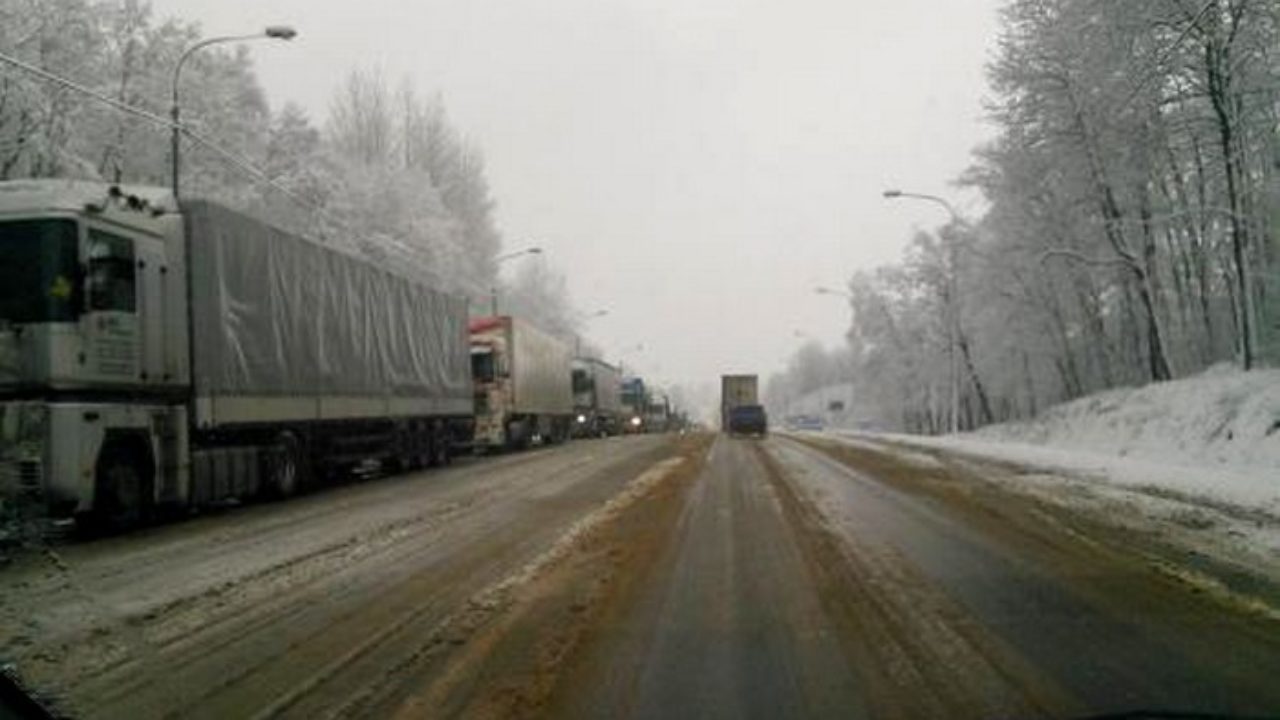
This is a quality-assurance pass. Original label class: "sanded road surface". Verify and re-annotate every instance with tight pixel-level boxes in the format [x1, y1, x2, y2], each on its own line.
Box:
[0, 436, 677, 719]
[551, 435, 1280, 719]
[4, 432, 1280, 719]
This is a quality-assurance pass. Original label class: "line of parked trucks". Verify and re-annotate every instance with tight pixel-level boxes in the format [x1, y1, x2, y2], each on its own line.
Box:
[0, 181, 679, 528]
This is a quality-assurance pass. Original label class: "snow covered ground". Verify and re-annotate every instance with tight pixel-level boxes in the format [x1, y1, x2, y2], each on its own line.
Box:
[850, 365, 1280, 514]
[812, 366, 1280, 599]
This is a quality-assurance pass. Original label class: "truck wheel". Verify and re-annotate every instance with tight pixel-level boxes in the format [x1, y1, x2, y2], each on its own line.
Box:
[398, 424, 420, 472]
[506, 420, 529, 451]
[419, 423, 435, 469]
[434, 427, 452, 466]
[267, 432, 305, 498]
[94, 446, 151, 530]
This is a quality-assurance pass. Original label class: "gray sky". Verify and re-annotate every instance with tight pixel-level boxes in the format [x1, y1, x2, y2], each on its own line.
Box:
[152, 0, 1002, 392]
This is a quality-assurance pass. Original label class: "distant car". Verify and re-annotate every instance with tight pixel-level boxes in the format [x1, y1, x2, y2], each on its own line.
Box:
[728, 404, 768, 437]
[789, 415, 825, 432]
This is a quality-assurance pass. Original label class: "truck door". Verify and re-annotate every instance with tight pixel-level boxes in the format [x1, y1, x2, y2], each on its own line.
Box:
[135, 242, 166, 384]
[83, 228, 140, 383]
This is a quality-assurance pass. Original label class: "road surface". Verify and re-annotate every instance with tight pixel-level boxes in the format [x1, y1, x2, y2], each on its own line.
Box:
[3, 432, 1279, 719]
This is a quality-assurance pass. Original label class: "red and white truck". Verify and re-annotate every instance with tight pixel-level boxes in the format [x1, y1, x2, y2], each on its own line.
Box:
[469, 316, 574, 450]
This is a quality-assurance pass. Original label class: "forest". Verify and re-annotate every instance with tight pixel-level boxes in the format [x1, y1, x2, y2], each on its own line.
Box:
[770, 0, 1279, 433]
[0, 0, 580, 337]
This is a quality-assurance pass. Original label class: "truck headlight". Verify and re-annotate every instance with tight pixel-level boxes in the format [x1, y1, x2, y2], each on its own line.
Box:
[630, 416, 642, 426]
[577, 414, 587, 424]
[1, 402, 49, 455]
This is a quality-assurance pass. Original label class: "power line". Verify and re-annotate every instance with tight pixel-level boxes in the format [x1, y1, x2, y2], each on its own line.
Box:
[0, 49, 319, 207]
[0, 48, 448, 284]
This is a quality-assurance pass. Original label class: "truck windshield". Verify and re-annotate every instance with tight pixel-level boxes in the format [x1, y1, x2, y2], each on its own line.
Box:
[0, 219, 80, 324]
[471, 349, 496, 382]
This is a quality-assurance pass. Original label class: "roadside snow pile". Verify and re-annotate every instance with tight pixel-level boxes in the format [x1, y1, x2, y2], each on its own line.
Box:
[976, 364, 1280, 474]
[861, 365, 1280, 513]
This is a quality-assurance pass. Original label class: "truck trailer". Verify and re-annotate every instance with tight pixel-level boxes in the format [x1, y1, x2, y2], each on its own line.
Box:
[469, 316, 574, 450]
[0, 180, 473, 527]
[720, 374, 762, 433]
[571, 357, 622, 438]
[644, 392, 671, 434]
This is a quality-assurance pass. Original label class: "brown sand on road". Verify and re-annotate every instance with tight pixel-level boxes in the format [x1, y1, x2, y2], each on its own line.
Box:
[383, 433, 712, 720]
[0, 436, 680, 720]
[6, 431, 1280, 719]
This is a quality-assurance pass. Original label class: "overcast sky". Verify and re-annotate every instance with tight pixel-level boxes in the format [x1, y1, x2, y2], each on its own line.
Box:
[152, 0, 1002, 394]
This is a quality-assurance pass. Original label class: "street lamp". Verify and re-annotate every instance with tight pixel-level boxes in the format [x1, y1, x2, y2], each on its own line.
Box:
[882, 189, 963, 225]
[490, 246, 543, 315]
[617, 343, 645, 376]
[495, 246, 543, 264]
[575, 309, 609, 355]
[815, 286, 852, 300]
[883, 187, 963, 434]
[171, 26, 297, 198]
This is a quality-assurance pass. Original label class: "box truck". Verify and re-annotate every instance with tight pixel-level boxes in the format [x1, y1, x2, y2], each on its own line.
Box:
[720, 374, 765, 434]
[469, 316, 574, 450]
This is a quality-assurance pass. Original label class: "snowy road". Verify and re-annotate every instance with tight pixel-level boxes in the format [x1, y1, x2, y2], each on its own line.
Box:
[0, 436, 678, 719]
[3, 432, 1280, 718]
[554, 435, 1280, 718]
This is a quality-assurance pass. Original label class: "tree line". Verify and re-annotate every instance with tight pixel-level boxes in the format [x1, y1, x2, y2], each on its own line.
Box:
[773, 0, 1279, 433]
[0, 0, 577, 335]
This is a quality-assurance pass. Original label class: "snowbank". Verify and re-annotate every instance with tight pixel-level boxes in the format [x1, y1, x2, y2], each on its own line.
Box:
[848, 365, 1280, 513]
[976, 364, 1280, 473]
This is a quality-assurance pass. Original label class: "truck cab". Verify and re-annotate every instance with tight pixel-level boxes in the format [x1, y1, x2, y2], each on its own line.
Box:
[469, 333, 509, 447]
[571, 357, 621, 438]
[0, 180, 190, 524]
[619, 377, 647, 434]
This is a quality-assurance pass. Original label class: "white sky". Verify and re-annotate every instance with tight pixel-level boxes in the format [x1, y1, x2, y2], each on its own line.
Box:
[151, 0, 1002, 391]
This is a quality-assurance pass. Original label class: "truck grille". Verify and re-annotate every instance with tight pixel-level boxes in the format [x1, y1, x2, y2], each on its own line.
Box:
[0, 458, 43, 493]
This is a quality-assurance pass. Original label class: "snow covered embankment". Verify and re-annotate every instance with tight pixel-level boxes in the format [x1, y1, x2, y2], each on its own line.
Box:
[868, 365, 1280, 514]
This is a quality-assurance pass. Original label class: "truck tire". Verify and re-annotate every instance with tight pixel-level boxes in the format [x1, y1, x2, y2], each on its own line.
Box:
[396, 423, 421, 472]
[266, 432, 305, 499]
[506, 420, 529, 451]
[433, 425, 451, 466]
[93, 444, 151, 530]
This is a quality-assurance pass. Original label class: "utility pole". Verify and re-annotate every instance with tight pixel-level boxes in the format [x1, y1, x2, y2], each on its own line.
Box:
[171, 26, 296, 198]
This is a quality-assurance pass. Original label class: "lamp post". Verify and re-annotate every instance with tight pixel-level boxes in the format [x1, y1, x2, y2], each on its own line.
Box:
[171, 25, 296, 198]
[575, 309, 608, 355]
[883, 188, 963, 434]
[617, 343, 644, 377]
[490, 246, 543, 315]
[815, 286, 852, 300]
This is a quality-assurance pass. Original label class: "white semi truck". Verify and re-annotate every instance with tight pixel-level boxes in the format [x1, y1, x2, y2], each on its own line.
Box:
[571, 356, 622, 438]
[0, 180, 473, 527]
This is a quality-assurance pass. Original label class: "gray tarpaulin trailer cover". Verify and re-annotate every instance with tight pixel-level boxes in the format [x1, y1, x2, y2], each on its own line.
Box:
[185, 200, 473, 427]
